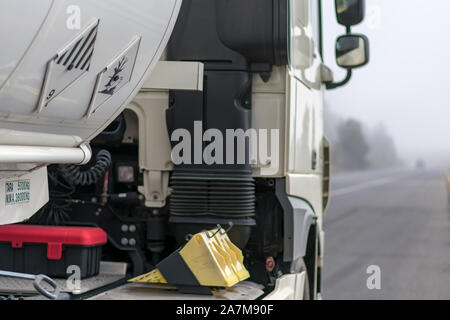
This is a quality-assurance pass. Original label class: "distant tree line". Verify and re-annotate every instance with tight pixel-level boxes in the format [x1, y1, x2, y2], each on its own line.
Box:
[325, 109, 401, 172]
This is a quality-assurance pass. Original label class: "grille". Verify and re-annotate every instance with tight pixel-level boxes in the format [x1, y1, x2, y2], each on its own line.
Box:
[169, 172, 256, 218]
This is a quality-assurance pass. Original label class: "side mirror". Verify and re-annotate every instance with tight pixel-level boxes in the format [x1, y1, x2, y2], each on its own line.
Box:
[335, 0, 365, 27]
[336, 34, 369, 69]
[325, 0, 370, 89]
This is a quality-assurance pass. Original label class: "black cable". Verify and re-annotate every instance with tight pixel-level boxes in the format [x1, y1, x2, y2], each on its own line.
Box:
[29, 150, 112, 225]
[58, 150, 112, 187]
[28, 168, 76, 225]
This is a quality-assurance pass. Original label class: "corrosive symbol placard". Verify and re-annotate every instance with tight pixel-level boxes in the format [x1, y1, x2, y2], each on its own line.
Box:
[86, 36, 141, 118]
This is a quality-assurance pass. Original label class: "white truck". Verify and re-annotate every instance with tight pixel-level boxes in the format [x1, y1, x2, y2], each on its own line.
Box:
[0, 0, 369, 300]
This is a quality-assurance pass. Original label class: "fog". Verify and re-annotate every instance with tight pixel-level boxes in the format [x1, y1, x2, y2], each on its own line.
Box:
[322, 0, 450, 168]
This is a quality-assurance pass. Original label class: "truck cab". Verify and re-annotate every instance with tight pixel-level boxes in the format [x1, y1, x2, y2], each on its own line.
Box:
[0, 0, 369, 300]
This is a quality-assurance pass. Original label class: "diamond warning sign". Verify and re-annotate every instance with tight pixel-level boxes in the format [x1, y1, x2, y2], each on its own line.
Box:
[86, 36, 141, 118]
[37, 20, 99, 113]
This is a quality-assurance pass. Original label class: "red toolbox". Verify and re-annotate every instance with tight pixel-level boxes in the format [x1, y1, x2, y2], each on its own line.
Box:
[0, 225, 107, 279]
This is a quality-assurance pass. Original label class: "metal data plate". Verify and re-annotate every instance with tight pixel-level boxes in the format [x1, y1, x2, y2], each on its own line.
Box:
[0, 262, 127, 296]
[0, 167, 49, 226]
[5, 179, 31, 206]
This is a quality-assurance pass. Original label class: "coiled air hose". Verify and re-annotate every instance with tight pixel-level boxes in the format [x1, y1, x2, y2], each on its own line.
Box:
[58, 149, 112, 186]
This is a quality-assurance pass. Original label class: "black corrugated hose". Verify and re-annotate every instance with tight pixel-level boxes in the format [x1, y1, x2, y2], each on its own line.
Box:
[58, 149, 112, 187]
[29, 150, 112, 225]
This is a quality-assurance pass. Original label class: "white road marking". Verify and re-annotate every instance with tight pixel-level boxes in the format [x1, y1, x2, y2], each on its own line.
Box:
[331, 176, 399, 197]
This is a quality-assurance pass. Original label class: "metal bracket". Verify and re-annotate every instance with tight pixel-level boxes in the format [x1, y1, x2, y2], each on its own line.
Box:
[325, 69, 353, 90]
[138, 170, 170, 208]
[142, 61, 204, 91]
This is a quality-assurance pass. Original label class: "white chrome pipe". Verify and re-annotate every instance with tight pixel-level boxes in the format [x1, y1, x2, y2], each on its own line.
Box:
[0, 129, 82, 148]
[0, 144, 91, 165]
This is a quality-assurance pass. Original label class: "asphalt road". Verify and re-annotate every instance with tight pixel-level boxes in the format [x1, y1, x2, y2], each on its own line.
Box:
[322, 167, 450, 299]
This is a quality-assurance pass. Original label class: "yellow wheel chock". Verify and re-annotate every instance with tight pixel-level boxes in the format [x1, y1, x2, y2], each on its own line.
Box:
[129, 225, 250, 295]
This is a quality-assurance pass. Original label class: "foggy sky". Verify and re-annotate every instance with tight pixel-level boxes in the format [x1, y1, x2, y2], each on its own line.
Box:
[322, 0, 450, 166]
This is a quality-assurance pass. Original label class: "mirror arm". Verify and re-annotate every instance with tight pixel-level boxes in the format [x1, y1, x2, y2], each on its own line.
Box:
[322, 1, 362, 90]
[318, 0, 324, 59]
[325, 69, 353, 90]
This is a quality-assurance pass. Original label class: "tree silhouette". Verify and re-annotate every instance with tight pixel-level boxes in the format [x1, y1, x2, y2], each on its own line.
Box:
[335, 119, 369, 170]
[367, 123, 400, 169]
